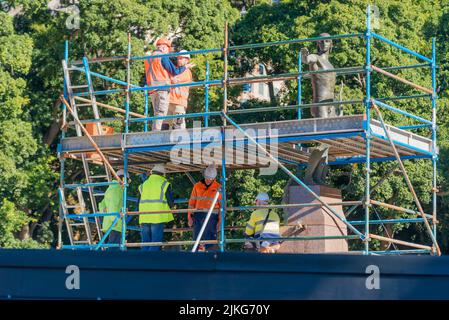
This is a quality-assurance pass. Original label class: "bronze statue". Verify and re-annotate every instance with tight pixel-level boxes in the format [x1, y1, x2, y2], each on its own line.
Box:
[301, 33, 339, 185]
[303, 144, 329, 185]
[301, 33, 337, 118]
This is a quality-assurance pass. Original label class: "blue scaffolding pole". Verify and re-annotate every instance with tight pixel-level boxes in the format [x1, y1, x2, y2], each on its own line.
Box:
[121, 149, 128, 251]
[431, 37, 438, 243]
[205, 61, 210, 127]
[297, 51, 302, 120]
[220, 127, 227, 252]
[364, 5, 372, 255]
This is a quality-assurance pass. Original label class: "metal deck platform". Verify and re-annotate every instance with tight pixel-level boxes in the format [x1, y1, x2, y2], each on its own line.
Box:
[60, 115, 433, 173]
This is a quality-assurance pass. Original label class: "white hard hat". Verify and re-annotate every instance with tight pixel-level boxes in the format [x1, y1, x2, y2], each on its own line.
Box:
[178, 49, 190, 60]
[116, 169, 124, 177]
[204, 165, 217, 180]
[256, 192, 269, 202]
[152, 164, 166, 174]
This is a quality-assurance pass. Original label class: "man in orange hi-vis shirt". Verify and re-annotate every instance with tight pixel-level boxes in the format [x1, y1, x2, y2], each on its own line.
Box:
[166, 50, 193, 130]
[144, 39, 195, 131]
[188, 165, 222, 251]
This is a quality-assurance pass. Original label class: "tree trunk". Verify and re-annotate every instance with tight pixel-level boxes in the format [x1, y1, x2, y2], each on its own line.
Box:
[380, 223, 395, 250]
[267, 81, 276, 103]
[43, 99, 62, 146]
[29, 169, 83, 239]
[18, 224, 30, 241]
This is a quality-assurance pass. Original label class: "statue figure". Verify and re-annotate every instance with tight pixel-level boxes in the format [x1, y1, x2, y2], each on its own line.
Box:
[301, 33, 337, 118]
[303, 144, 329, 185]
[301, 33, 339, 185]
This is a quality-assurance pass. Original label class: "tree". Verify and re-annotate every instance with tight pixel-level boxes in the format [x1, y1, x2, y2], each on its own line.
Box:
[1, 0, 239, 246]
[433, 2, 449, 252]
[0, 11, 54, 248]
[2, 0, 448, 252]
[232, 0, 447, 251]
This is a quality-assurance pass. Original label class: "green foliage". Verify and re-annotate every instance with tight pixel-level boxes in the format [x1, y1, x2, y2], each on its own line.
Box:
[0, 0, 240, 247]
[0, 9, 54, 248]
[1, 0, 449, 252]
[230, 0, 448, 251]
[0, 11, 37, 205]
[433, 3, 449, 251]
[0, 119, 37, 200]
[0, 199, 30, 237]
[0, 199, 48, 248]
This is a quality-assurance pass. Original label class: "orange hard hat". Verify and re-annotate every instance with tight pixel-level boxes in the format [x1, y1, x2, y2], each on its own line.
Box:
[155, 38, 172, 48]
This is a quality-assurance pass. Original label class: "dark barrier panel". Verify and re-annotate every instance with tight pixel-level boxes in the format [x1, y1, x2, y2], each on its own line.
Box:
[0, 249, 448, 300]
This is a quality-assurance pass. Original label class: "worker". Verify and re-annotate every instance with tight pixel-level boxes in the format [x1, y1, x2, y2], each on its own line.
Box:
[144, 38, 195, 131]
[98, 169, 124, 250]
[244, 192, 281, 253]
[138, 164, 174, 251]
[165, 50, 193, 130]
[188, 165, 222, 251]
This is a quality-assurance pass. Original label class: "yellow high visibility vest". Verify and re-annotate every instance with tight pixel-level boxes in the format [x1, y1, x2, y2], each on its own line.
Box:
[100, 183, 123, 233]
[138, 174, 173, 224]
[245, 209, 280, 238]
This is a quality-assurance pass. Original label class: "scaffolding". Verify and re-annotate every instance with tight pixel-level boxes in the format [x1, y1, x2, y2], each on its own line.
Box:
[57, 6, 441, 255]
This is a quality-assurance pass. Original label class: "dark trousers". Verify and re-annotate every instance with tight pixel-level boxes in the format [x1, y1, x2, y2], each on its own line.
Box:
[193, 212, 219, 250]
[107, 230, 121, 250]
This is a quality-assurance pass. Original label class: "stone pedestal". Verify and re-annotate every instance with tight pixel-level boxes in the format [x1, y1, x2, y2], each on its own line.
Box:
[278, 185, 348, 254]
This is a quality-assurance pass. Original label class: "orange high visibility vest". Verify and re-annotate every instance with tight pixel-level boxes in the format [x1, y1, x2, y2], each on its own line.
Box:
[169, 69, 192, 107]
[144, 50, 170, 89]
[188, 180, 222, 219]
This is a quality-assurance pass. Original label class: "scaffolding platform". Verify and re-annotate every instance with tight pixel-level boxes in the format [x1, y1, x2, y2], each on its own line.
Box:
[60, 115, 433, 174]
[56, 5, 441, 255]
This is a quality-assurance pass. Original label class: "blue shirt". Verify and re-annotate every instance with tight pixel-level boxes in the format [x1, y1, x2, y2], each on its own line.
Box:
[151, 50, 186, 92]
[165, 185, 174, 208]
[161, 56, 186, 76]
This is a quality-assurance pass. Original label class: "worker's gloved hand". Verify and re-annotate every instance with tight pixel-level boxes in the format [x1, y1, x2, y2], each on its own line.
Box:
[188, 215, 193, 227]
[186, 63, 196, 69]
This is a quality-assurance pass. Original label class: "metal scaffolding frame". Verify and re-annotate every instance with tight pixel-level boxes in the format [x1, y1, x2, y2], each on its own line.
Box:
[57, 6, 440, 255]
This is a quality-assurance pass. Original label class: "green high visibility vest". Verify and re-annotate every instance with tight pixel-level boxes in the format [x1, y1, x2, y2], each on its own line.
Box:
[100, 183, 123, 233]
[138, 174, 173, 224]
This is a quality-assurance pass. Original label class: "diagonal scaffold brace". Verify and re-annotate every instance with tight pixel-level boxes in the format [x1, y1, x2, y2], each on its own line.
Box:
[371, 99, 441, 256]
[344, 162, 400, 217]
[221, 112, 365, 240]
[74, 96, 146, 118]
[371, 65, 433, 95]
[60, 95, 124, 185]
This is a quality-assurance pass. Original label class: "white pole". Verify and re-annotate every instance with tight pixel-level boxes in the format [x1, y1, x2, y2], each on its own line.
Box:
[192, 191, 220, 252]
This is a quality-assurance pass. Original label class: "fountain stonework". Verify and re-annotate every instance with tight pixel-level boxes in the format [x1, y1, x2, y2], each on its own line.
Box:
[279, 184, 348, 254]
